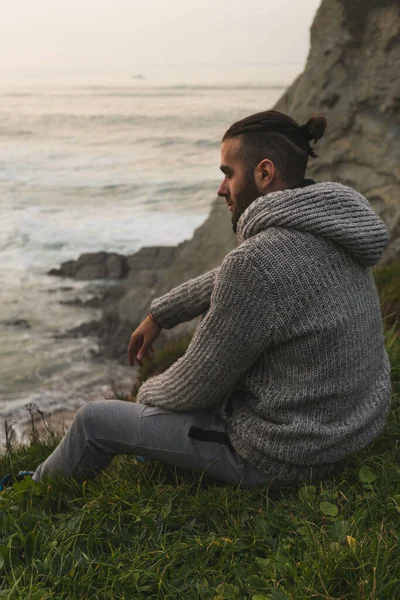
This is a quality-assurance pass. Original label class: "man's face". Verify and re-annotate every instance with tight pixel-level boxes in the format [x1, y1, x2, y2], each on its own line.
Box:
[217, 137, 261, 233]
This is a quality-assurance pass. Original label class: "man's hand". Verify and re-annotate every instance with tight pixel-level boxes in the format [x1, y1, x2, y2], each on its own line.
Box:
[128, 315, 161, 367]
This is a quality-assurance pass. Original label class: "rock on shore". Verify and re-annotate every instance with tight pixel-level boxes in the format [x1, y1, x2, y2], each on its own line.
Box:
[48, 246, 177, 281]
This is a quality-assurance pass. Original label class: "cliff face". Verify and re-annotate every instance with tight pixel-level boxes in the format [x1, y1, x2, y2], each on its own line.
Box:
[275, 0, 400, 262]
[100, 0, 400, 357]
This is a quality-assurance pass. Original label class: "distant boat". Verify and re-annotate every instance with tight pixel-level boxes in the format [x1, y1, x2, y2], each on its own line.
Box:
[132, 74, 147, 80]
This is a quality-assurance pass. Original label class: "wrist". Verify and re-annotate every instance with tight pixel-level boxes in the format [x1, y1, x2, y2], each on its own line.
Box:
[148, 312, 162, 328]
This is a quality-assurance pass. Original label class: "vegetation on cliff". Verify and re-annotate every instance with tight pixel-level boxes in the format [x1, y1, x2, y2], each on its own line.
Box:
[0, 263, 399, 599]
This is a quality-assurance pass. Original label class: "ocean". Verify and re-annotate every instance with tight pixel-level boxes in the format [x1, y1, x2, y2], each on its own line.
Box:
[0, 67, 292, 438]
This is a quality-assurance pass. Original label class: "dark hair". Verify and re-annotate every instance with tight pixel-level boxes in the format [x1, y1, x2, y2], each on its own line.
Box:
[222, 110, 327, 186]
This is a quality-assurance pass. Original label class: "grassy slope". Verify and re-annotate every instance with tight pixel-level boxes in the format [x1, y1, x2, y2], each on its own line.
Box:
[0, 266, 399, 600]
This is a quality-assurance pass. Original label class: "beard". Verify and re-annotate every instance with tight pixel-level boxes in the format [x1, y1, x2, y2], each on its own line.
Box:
[231, 170, 260, 234]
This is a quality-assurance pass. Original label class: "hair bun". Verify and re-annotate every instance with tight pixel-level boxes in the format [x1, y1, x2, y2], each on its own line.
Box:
[299, 115, 327, 142]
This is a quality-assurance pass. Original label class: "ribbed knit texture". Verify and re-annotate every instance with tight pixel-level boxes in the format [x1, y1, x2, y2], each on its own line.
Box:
[149, 267, 219, 330]
[138, 182, 392, 480]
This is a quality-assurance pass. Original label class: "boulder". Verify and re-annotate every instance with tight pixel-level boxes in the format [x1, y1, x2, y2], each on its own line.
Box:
[48, 252, 127, 280]
[3, 319, 31, 329]
[48, 246, 177, 281]
[62, 320, 101, 339]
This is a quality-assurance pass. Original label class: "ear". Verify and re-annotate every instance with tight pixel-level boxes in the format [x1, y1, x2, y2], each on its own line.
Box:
[254, 159, 276, 192]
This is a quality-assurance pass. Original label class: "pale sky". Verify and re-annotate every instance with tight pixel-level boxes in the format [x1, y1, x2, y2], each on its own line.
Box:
[0, 0, 321, 76]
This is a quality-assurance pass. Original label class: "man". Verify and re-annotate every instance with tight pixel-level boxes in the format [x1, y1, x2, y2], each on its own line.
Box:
[3, 110, 391, 490]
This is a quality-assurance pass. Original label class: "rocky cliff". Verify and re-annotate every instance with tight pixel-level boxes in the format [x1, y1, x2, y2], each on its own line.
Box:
[275, 0, 400, 262]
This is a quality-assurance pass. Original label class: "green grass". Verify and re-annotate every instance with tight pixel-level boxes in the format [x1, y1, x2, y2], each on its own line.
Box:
[0, 265, 400, 599]
[372, 263, 400, 334]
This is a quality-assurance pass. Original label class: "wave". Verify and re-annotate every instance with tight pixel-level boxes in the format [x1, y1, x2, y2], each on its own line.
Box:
[150, 181, 217, 196]
[0, 83, 287, 98]
[0, 128, 33, 137]
[0, 92, 37, 97]
[29, 112, 183, 128]
[0, 114, 217, 139]
[42, 242, 67, 250]
[38, 183, 144, 197]
[156, 137, 186, 148]
[194, 139, 219, 148]
[156, 83, 287, 91]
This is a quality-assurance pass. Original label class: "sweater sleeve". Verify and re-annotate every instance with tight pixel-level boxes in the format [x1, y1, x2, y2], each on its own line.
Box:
[137, 250, 274, 411]
[149, 267, 219, 330]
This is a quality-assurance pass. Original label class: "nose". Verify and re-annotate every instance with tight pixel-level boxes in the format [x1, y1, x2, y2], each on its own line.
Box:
[217, 177, 228, 198]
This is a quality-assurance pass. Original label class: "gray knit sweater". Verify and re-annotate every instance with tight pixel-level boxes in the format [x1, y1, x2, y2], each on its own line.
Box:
[137, 182, 392, 480]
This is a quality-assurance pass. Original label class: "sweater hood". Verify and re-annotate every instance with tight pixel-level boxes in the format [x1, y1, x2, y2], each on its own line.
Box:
[236, 181, 389, 267]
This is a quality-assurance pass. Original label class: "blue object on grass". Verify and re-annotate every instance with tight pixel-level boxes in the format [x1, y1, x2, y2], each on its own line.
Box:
[135, 455, 147, 463]
[0, 471, 35, 491]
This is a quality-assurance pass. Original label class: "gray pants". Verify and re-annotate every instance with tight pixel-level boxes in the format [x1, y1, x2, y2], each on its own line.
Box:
[33, 400, 277, 487]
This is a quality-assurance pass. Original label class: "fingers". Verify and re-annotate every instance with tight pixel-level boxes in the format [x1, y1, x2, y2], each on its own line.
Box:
[128, 335, 155, 367]
[136, 342, 153, 366]
[128, 334, 141, 367]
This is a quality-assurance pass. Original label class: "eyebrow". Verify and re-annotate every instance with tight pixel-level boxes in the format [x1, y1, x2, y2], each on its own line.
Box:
[220, 164, 233, 175]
